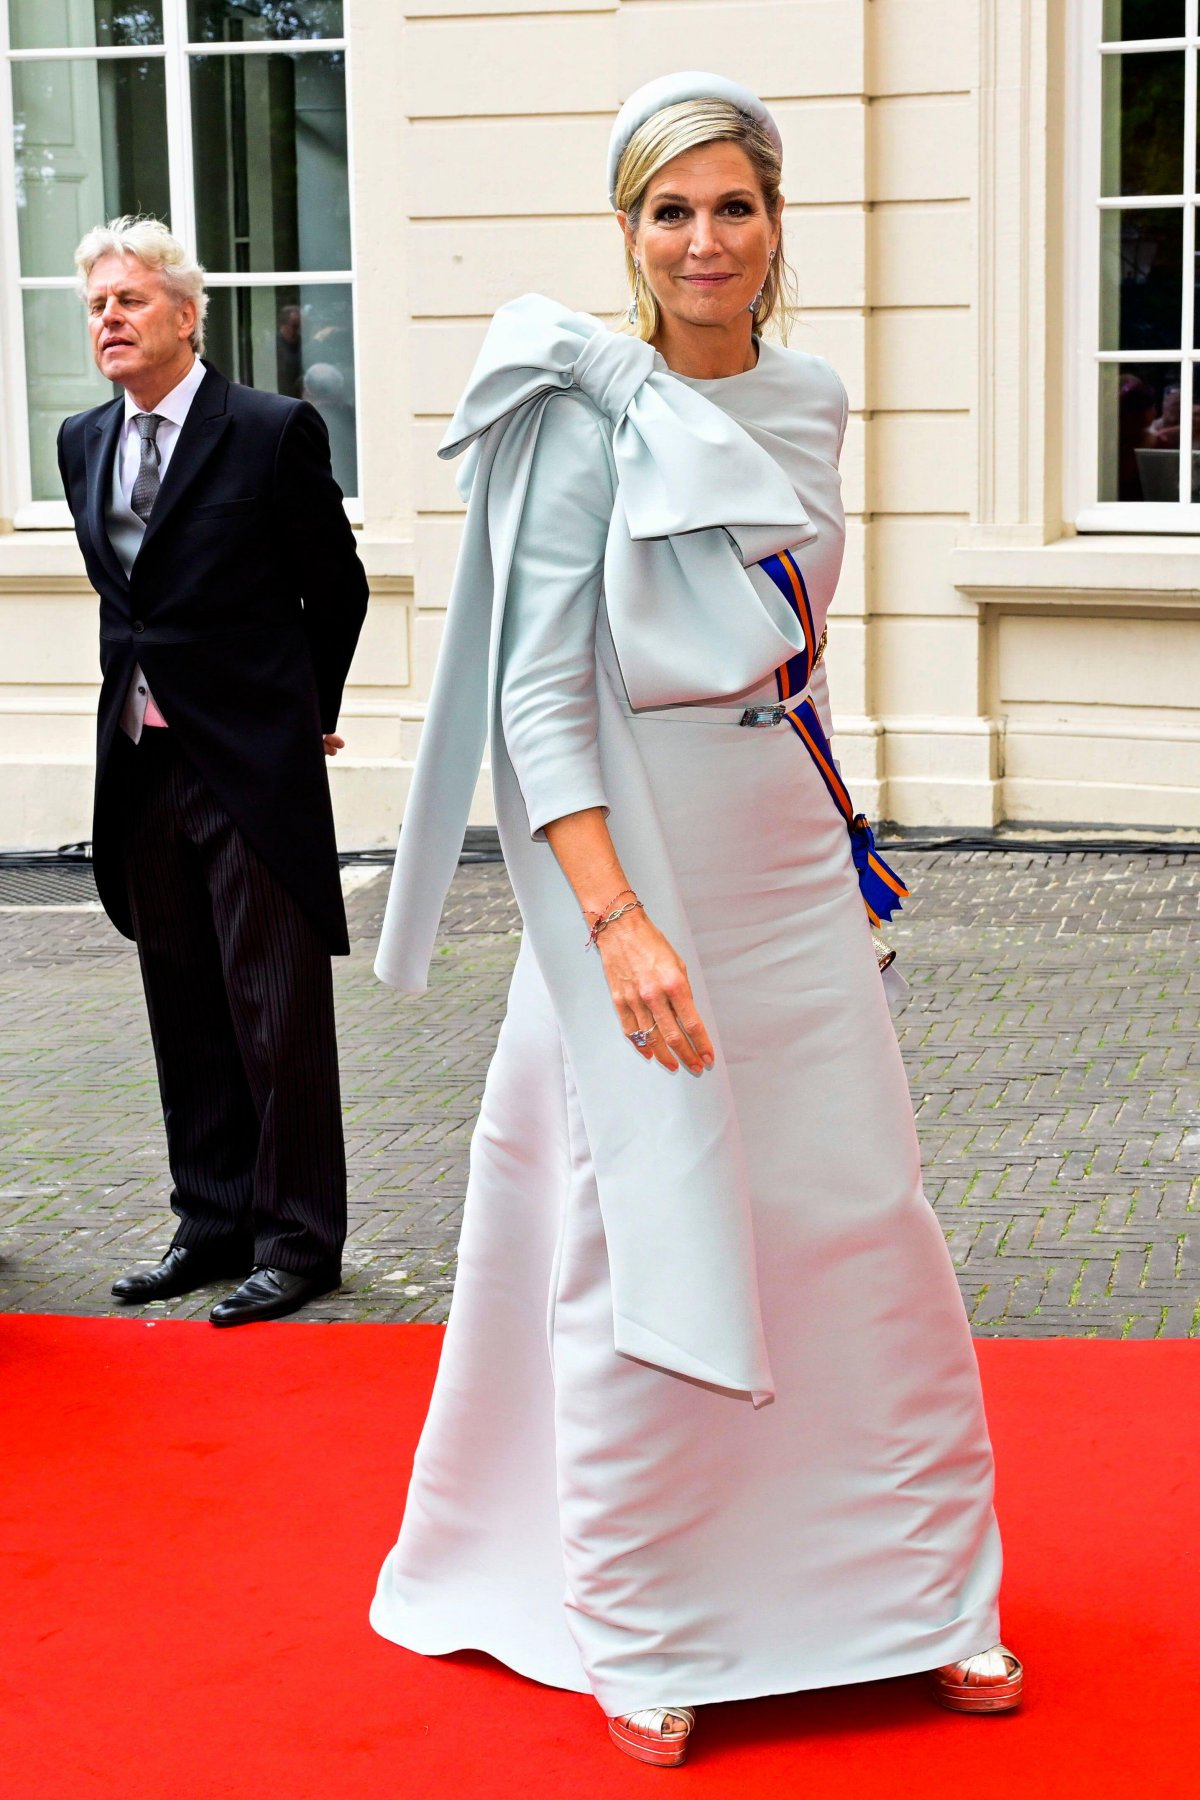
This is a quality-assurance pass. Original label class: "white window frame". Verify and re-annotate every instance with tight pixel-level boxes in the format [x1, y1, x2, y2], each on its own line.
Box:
[1067, 0, 1200, 533]
[0, 0, 360, 528]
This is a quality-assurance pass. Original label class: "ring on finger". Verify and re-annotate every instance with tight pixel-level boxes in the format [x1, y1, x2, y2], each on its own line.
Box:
[626, 1025, 658, 1049]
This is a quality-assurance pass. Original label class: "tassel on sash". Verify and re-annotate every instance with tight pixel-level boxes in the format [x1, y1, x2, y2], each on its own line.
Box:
[758, 550, 910, 928]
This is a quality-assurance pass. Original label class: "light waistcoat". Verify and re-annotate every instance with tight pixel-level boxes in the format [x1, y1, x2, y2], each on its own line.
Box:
[111, 358, 205, 741]
[106, 442, 148, 578]
[107, 454, 161, 743]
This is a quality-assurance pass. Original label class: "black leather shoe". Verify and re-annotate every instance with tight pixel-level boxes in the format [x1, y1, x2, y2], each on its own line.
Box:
[112, 1244, 252, 1303]
[209, 1265, 340, 1327]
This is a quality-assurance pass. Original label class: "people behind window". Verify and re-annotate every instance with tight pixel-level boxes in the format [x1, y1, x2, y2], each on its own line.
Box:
[276, 304, 303, 397]
[303, 360, 356, 493]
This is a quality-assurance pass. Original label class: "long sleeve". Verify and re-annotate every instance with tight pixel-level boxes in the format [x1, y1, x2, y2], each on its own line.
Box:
[500, 390, 616, 839]
[273, 399, 370, 732]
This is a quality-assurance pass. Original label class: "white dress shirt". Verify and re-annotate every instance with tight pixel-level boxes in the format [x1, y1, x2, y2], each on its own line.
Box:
[118, 356, 206, 737]
[118, 354, 206, 504]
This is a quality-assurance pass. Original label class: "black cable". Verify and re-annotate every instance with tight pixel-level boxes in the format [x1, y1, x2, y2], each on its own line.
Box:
[337, 827, 504, 867]
[0, 842, 94, 863]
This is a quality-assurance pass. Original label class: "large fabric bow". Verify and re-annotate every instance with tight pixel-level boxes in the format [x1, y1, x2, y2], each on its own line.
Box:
[440, 294, 817, 708]
[375, 296, 837, 1403]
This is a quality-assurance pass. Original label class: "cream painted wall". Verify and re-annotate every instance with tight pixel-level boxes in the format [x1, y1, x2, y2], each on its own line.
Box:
[0, 0, 1197, 849]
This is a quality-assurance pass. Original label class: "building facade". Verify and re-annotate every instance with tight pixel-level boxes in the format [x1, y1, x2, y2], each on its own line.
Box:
[1, 0, 1198, 848]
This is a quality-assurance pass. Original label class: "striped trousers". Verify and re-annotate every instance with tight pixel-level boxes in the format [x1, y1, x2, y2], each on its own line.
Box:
[121, 731, 346, 1275]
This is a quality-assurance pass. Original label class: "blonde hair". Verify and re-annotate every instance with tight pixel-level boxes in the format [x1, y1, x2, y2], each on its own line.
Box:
[74, 215, 209, 355]
[613, 98, 794, 343]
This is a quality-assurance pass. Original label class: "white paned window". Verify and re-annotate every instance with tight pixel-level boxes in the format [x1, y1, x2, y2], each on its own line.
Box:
[1, 1, 357, 526]
[1070, 0, 1200, 530]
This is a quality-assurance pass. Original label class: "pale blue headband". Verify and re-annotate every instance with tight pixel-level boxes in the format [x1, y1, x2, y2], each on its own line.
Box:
[606, 71, 783, 210]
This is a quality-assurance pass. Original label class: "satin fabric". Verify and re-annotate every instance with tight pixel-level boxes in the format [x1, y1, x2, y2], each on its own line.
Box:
[376, 296, 853, 1401]
[371, 311, 1003, 1712]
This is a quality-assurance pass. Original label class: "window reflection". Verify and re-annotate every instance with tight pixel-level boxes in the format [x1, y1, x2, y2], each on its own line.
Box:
[191, 52, 350, 273]
[1100, 208, 1183, 350]
[12, 58, 169, 279]
[187, 1, 343, 41]
[22, 289, 116, 501]
[7, 2, 164, 49]
[1102, 1, 1185, 40]
[1101, 52, 1185, 195]
[276, 302, 304, 395]
[1099, 361, 1198, 501]
[206, 283, 357, 495]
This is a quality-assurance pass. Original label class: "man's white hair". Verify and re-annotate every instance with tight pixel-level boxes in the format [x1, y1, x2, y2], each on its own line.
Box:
[75, 215, 209, 355]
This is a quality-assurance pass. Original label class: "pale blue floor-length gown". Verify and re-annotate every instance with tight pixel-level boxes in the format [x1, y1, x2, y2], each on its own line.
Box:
[371, 302, 1003, 1718]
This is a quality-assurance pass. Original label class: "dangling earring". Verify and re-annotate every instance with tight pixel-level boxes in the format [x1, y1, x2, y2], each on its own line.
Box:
[627, 259, 642, 326]
[750, 245, 776, 315]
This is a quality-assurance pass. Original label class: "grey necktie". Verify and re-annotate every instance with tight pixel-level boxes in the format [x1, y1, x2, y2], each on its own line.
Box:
[130, 412, 164, 522]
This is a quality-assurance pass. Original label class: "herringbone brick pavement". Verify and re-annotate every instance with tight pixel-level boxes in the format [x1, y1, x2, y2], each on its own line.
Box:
[0, 851, 1196, 1336]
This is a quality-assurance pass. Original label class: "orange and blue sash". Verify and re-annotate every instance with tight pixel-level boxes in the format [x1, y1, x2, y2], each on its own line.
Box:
[752, 550, 909, 928]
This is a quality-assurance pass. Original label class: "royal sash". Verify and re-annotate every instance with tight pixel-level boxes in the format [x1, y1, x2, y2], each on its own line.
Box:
[757, 550, 909, 928]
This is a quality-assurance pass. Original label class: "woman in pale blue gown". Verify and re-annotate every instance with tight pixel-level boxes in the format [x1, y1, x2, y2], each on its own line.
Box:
[371, 72, 1024, 1768]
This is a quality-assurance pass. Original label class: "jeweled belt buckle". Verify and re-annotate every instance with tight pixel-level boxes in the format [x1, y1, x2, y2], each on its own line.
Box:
[739, 702, 787, 728]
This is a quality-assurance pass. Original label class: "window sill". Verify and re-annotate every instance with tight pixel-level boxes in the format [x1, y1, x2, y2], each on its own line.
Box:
[356, 536, 414, 583]
[0, 532, 87, 585]
[13, 503, 74, 531]
[949, 536, 1200, 605]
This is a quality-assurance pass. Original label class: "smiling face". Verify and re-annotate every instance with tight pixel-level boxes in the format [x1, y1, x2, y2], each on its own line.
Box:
[621, 139, 781, 353]
[85, 251, 197, 401]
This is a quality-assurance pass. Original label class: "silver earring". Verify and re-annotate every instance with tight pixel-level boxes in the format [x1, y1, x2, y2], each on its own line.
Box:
[749, 247, 776, 315]
[627, 261, 642, 326]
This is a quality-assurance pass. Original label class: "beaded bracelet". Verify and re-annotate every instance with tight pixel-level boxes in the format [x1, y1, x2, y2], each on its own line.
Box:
[585, 895, 643, 949]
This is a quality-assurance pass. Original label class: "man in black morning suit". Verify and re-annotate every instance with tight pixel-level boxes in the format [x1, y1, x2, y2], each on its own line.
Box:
[58, 216, 369, 1325]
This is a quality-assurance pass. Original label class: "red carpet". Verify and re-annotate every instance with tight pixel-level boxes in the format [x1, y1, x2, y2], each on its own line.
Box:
[1, 1320, 1195, 1800]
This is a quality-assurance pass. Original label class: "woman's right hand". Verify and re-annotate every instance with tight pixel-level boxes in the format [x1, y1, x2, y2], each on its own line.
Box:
[538, 808, 714, 1074]
[595, 908, 714, 1075]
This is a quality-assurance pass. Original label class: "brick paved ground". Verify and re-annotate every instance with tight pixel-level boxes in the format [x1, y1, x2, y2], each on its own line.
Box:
[0, 850, 1197, 1336]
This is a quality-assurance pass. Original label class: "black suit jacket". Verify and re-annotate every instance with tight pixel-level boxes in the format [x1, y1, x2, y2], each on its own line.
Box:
[58, 363, 369, 954]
